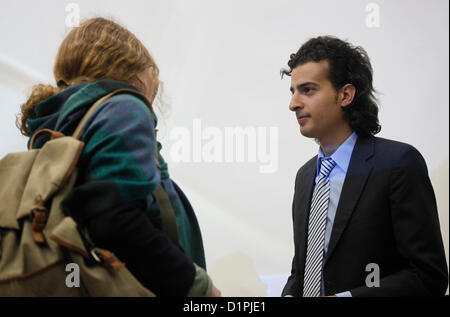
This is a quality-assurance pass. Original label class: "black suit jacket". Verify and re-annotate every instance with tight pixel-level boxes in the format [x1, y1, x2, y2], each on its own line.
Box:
[282, 136, 448, 297]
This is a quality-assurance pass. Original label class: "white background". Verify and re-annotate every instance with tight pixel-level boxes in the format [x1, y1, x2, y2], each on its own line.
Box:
[0, 0, 448, 296]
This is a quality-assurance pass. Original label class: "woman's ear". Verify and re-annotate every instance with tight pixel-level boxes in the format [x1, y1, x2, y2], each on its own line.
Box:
[57, 80, 68, 88]
[339, 84, 356, 108]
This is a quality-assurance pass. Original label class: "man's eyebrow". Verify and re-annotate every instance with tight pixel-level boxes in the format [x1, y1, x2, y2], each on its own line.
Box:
[290, 82, 319, 92]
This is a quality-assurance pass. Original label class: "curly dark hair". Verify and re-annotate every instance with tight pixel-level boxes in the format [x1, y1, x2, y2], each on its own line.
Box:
[281, 36, 381, 137]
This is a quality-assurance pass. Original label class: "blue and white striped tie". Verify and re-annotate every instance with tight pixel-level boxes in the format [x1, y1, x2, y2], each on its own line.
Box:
[303, 157, 336, 297]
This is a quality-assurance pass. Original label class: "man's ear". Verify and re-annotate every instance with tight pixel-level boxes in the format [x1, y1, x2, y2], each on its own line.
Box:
[339, 84, 356, 108]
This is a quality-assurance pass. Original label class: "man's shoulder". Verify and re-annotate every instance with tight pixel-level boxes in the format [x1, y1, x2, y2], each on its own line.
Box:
[365, 136, 428, 172]
[372, 136, 416, 152]
[371, 136, 424, 160]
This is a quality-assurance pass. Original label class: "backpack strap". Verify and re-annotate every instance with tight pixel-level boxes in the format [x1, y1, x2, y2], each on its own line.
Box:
[72, 89, 180, 247]
[72, 88, 153, 139]
[28, 129, 65, 150]
[152, 129, 180, 247]
[153, 184, 180, 246]
[29, 88, 153, 149]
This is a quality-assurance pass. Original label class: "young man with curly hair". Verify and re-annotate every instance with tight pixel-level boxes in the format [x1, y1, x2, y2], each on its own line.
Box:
[282, 36, 448, 297]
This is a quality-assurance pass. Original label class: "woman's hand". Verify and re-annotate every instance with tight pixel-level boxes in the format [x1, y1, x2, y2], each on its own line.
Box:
[211, 284, 222, 297]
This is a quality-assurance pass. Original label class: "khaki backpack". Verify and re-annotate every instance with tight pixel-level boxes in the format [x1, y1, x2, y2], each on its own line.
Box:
[0, 88, 177, 296]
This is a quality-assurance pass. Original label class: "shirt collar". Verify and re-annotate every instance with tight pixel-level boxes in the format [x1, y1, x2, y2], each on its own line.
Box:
[317, 132, 358, 175]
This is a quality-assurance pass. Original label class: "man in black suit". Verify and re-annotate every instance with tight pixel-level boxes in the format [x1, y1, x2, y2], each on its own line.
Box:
[281, 36, 448, 297]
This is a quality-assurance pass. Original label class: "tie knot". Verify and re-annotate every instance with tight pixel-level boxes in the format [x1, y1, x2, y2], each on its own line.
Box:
[319, 158, 336, 178]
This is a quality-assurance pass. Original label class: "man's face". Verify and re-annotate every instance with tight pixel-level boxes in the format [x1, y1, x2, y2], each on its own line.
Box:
[289, 60, 347, 142]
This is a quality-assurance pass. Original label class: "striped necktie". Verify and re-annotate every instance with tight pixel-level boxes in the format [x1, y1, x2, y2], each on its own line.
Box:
[303, 157, 336, 297]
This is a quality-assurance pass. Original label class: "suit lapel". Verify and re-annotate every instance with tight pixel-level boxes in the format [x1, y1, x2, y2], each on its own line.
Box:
[324, 136, 375, 263]
[295, 158, 317, 285]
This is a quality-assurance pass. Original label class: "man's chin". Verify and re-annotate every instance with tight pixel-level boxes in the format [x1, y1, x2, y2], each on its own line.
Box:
[299, 127, 315, 138]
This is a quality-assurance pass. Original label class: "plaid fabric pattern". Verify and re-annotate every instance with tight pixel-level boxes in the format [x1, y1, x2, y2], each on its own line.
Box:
[27, 79, 206, 269]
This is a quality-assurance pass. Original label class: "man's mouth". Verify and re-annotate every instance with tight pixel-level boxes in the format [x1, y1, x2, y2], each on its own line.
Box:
[297, 115, 311, 125]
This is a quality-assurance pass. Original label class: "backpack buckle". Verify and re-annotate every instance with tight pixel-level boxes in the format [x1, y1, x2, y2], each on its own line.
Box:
[90, 248, 125, 275]
[31, 195, 49, 244]
[90, 248, 102, 263]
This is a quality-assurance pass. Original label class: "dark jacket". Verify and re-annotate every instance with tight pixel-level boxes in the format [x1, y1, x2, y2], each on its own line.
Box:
[283, 136, 448, 296]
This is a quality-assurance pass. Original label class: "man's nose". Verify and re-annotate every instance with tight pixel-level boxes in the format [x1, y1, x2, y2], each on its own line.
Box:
[289, 95, 304, 112]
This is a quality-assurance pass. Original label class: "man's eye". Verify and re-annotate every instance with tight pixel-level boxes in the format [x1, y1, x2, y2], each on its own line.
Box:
[303, 87, 314, 94]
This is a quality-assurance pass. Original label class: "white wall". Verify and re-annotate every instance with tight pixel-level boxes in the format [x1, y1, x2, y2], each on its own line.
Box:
[0, 0, 448, 296]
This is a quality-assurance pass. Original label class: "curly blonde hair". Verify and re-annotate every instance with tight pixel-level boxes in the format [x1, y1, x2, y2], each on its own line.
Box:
[17, 17, 159, 136]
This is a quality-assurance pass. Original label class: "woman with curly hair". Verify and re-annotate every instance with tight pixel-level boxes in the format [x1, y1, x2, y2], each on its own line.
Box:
[17, 17, 220, 297]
